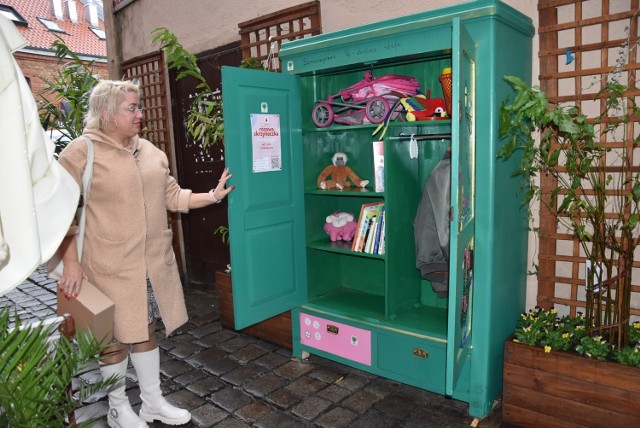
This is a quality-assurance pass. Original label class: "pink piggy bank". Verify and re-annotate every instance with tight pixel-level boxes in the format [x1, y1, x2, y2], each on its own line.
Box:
[324, 212, 357, 241]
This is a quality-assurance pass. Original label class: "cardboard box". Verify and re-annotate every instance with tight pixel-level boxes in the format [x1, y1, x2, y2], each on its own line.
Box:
[57, 279, 114, 344]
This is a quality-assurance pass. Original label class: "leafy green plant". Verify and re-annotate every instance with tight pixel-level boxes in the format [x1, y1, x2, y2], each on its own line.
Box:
[214, 225, 229, 246]
[512, 306, 640, 366]
[152, 28, 263, 251]
[630, 321, 640, 345]
[151, 27, 264, 150]
[513, 306, 558, 347]
[498, 75, 640, 348]
[513, 306, 586, 352]
[539, 314, 587, 353]
[575, 335, 611, 362]
[613, 346, 640, 368]
[0, 308, 116, 427]
[38, 37, 101, 155]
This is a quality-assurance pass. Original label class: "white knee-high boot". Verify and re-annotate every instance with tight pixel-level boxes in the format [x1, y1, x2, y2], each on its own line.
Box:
[99, 359, 148, 428]
[130, 348, 191, 425]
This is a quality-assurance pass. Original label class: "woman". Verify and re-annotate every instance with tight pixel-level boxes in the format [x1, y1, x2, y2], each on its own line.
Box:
[55, 80, 233, 427]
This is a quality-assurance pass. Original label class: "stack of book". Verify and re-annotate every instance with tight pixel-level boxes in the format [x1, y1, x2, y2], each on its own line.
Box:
[351, 202, 385, 254]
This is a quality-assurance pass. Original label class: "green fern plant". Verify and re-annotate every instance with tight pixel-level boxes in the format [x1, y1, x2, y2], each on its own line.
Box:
[0, 308, 116, 427]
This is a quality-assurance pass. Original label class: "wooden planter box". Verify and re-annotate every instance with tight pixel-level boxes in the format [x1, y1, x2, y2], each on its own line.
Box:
[502, 339, 640, 427]
[215, 271, 292, 349]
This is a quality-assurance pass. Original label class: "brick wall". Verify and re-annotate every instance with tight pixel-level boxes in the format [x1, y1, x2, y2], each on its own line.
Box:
[13, 51, 108, 107]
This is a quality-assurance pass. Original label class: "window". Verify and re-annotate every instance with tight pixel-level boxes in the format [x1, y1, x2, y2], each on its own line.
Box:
[90, 27, 105, 39]
[0, 5, 27, 26]
[80, 0, 104, 20]
[38, 17, 64, 33]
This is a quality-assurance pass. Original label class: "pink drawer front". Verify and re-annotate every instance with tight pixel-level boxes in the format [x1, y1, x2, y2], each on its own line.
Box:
[299, 312, 372, 366]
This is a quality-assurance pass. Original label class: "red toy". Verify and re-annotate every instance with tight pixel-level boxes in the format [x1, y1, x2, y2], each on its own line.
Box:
[400, 90, 448, 121]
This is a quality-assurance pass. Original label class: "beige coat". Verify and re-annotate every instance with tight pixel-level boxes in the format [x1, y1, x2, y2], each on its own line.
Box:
[58, 130, 191, 343]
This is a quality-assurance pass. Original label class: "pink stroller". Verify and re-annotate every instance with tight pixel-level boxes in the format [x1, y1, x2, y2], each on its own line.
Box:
[312, 72, 421, 127]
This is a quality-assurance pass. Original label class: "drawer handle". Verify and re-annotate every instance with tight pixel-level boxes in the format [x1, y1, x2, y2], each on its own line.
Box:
[413, 347, 429, 359]
[327, 324, 339, 335]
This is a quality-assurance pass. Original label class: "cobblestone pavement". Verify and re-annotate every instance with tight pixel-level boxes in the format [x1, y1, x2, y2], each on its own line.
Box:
[1, 266, 504, 427]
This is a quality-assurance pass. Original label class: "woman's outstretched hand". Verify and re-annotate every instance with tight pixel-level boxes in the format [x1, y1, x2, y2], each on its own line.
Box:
[209, 168, 235, 203]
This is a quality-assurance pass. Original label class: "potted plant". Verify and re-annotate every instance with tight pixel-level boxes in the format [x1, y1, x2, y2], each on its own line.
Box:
[498, 75, 639, 347]
[497, 74, 640, 424]
[0, 309, 115, 427]
[212, 225, 234, 329]
[152, 28, 265, 150]
[502, 306, 640, 426]
[38, 38, 101, 155]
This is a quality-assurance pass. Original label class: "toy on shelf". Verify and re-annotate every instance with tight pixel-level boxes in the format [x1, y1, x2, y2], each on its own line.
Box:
[317, 152, 369, 190]
[400, 90, 447, 121]
[372, 90, 448, 139]
[324, 211, 358, 242]
[439, 67, 453, 116]
[311, 72, 421, 128]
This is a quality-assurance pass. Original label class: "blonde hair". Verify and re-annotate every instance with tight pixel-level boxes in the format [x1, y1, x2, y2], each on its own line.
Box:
[85, 80, 140, 131]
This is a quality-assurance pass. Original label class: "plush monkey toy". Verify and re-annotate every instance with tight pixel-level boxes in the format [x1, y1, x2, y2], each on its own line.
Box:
[317, 152, 369, 190]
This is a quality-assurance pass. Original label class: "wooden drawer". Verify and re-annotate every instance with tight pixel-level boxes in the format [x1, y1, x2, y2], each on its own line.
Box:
[377, 331, 446, 394]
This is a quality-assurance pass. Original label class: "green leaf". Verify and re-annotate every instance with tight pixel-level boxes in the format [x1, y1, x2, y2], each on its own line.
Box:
[632, 182, 640, 202]
[0, 309, 116, 426]
[548, 149, 560, 167]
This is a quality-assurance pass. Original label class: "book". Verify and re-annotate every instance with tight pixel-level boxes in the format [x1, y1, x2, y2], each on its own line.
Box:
[372, 140, 384, 192]
[364, 214, 378, 253]
[351, 202, 383, 252]
[373, 204, 385, 254]
[365, 203, 384, 253]
[351, 204, 370, 251]
[377, 209, 386, 255]
[362, 215, 375, 253]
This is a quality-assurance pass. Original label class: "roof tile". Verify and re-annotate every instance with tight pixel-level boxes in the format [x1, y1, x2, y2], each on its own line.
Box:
[2, 0, 106, 57]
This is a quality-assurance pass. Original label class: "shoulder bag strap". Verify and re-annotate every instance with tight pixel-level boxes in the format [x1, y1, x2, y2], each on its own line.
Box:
[76, 136, 94, 258]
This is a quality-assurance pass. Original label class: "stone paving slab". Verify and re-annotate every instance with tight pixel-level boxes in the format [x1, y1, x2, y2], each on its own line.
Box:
[1, 266, 504, 427]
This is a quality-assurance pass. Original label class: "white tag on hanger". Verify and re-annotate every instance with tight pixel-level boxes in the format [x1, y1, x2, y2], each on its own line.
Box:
[409, 134, 418, 159]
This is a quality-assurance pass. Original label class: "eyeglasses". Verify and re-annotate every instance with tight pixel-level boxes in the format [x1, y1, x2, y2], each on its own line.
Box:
[123, 104, 144, 114]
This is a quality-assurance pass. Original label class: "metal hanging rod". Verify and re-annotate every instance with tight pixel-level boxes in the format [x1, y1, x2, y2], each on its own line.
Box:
[388, 133, 452, 141]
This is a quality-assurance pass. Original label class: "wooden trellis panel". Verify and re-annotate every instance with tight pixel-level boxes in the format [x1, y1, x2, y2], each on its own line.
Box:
[238, 0, 321, 72]
[537, 0, 640, 318]
[121, 52, 172, 171]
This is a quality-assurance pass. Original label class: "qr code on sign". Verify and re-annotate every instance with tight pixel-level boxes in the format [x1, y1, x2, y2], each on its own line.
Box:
[271, 156, 281, 170]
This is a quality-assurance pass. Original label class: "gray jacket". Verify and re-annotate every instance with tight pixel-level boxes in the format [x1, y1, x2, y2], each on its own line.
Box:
[414, 151, 450, 298]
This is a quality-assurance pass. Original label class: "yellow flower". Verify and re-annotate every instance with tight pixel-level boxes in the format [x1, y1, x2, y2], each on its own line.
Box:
[544, 345, 552, 353]
[634, 323, 640, 330]
[562, 333, 570, 339]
